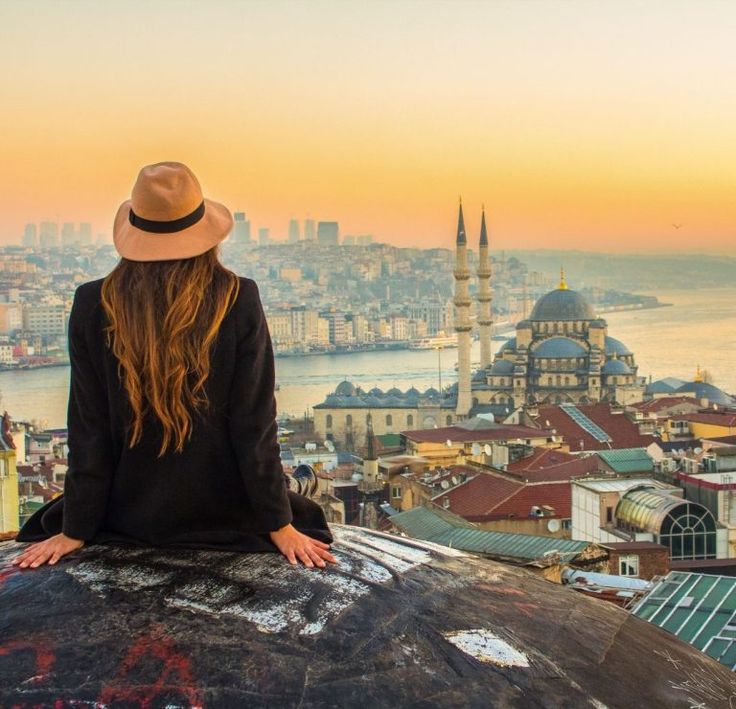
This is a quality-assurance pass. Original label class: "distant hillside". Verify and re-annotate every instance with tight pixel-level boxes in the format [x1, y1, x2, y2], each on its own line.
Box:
[504, 251, 736, 291]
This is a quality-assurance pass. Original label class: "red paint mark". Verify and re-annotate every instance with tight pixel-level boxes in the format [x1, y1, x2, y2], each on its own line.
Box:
[494, 586, 527, 597]
[0, 638, 56, 683]
[512, 602, 539, 618]
[98, 624, 203, 708]
[0, 565, 19, 589]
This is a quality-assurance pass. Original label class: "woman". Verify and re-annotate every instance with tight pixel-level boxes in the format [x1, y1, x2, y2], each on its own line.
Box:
[14, 162, 336, 569]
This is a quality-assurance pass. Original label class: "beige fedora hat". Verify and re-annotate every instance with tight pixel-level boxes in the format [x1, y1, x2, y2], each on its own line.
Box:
[113, 162, 233, 261]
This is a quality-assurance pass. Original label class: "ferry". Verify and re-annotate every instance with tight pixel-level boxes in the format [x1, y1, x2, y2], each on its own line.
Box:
[409, 333, 458, 350]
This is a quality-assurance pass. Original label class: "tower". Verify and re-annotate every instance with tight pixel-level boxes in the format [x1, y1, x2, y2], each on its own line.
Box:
[477, 207, 492, 369]
[454, 201, 472, 418]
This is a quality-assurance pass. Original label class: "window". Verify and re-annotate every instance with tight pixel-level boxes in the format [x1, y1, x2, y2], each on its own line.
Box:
[326, 414, 332, 429]
[391, 485, 402, 498]
[619, 555, 640, 577]
[407, 414, 414, 427]
[386, 414, 393, 426]
[556, 375, 561, 386]
[446, 415, 452, 425]
[346, 414, 353, 427]
[606, 506, 614, 524]
[564, 376, 570, 386]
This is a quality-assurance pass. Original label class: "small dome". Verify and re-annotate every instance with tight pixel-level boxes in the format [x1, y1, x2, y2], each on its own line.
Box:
[386, 387, 403, 397]
[602, 359, 632, 375]
[472, 369, 487, 382]
[605, 336, 632, 356]
[423, 387, 440, 398]
[362, 396, 383, 407]
[406, 387, 421, 397]
[368, 387, 384, 396]
[498, 337, 517, 354]
[383, 396, 404, 407]
[533, 337, 587, 358]
[675, 381, 736, 406]
[490, 359, 515, 374]
[343, 395, 368, 408]
[530, 288, 595, 322]
[335, 380, 357, 397]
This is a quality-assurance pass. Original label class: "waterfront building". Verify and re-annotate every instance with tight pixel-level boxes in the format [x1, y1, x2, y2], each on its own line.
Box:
[22, 303, 66, 336]
[0, 413, 19, 533]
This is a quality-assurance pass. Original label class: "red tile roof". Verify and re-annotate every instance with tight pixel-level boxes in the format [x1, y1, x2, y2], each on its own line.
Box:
[401, 423, 548, 444]
[673, 412, 736, 427]
[432, 470, 572, 521]
[506, 449, 605, 482]
[533, 403, 656, 452]
[628, 397, 701, 414]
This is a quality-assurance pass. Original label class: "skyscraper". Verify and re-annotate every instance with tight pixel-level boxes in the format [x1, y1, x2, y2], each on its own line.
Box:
[22, 224, 37, 248]
[288, 218, 300, 243]
[39, 221, 59, 249]
[317, 221, 339, 246]
[78, 222, 92, 246]
[304, 219, 316, 242]
[232, 212, 251, 244]
[258, 227, 270, 245]
[61, 222, 77, 247]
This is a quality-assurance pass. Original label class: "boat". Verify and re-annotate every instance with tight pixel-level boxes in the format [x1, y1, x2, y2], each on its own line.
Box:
[408, 333, 458, 350]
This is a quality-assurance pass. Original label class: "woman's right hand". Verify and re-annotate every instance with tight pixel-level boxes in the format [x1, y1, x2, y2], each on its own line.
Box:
[269, 524, 337, 568]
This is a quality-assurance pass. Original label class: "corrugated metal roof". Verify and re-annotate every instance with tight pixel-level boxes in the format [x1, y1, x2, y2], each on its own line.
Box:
[597, 448, 654, 474]
[390, 506, 590, 564]
[632, 571, 736, 670]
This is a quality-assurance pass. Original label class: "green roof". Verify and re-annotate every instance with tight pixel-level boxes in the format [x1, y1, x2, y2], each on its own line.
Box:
[390, 506, 591, 564]
[376, 433, 402, 448]
[597, 448, 654, 474]
[633, 572, 736, 670]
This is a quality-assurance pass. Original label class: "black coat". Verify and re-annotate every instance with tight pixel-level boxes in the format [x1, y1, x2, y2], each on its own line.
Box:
[18, 276, 331, 551]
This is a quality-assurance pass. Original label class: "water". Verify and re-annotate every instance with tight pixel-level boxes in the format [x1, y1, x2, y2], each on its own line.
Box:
[2, 287, 734, 428]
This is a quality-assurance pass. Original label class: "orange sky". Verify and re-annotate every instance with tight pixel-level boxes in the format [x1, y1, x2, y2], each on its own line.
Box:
[1, 0, 734, 252]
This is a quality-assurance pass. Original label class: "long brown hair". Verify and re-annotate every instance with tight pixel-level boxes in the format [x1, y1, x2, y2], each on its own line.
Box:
[101, 247, 240, 457]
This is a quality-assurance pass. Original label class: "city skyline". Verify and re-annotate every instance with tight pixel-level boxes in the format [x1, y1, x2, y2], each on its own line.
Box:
[1, 1, 735, 253]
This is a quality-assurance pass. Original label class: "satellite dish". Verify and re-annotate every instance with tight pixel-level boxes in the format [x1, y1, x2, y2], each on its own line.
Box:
[471, 443, 481, 456]
[547, 519, 561, 533]
[484, 444, 492, 456]
[446, 439, 453, 448]
[441, 480, 450, 489]
[451, 476, 459, 485]
[325, 441, 335, 452]
[694, 447, 703, 454]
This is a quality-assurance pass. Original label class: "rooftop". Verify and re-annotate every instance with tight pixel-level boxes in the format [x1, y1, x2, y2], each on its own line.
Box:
[4, 528, 734, 706]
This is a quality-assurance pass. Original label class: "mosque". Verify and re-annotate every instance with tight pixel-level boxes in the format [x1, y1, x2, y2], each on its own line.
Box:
[313, 204, 646, 447]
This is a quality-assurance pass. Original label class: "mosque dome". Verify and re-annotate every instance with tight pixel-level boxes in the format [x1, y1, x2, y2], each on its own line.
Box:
[490, 359, 515, 374]
[335, 380, 357, 397]
[605, 337, 632, 357]
[423, 387, 440, 398]
[602, 359, 632, 375]
[529, 288, 595, 322]
[498, 337, 516, 354]
[533, 337, 588, 358]
[368, 387, 384, 396]
[675, 381, 736, 407]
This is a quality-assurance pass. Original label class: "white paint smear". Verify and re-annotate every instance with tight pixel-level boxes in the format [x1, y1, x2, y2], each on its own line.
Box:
[444, 629, 530, 668]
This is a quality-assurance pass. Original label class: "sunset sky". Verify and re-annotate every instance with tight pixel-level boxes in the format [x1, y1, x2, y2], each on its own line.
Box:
[1, 0, 734, 252]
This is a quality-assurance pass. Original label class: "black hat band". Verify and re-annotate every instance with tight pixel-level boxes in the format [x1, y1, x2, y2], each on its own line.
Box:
[129, 201, 206, 233]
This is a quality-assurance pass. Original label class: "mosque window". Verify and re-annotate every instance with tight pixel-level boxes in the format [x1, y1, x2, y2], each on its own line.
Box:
[407, 414, 414, 426]
[446, 415, 452, 425]
[346, 414, 353, 427]
[564, 377, 570, 386]
[386, 414, 393, 427]
[556, 375, 561, 386]
[326, 414, 333, 429]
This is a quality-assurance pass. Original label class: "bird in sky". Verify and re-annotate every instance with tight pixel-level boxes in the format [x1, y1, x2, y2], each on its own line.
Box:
[672, 223, 684, 229]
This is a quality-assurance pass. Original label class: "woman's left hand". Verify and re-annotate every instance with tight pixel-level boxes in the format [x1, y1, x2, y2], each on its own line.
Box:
[13, 533, 85, 569]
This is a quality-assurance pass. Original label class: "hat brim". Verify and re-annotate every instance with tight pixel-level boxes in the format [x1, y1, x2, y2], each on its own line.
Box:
[112, 198, 234, 262]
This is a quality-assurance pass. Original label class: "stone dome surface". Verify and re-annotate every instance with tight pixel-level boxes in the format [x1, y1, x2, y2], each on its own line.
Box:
[529, 288, 595, 321]
[498, 337, 517, 353]
[675, 381, 736, 406]
[533, 337, 588, 358]
[2, 527, 735, 707]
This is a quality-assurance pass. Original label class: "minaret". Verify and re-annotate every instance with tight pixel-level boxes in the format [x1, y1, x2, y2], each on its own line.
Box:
[477, 207, 493, 369]
[454, 200, 472, 418]
[363, 413, 378, 482]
